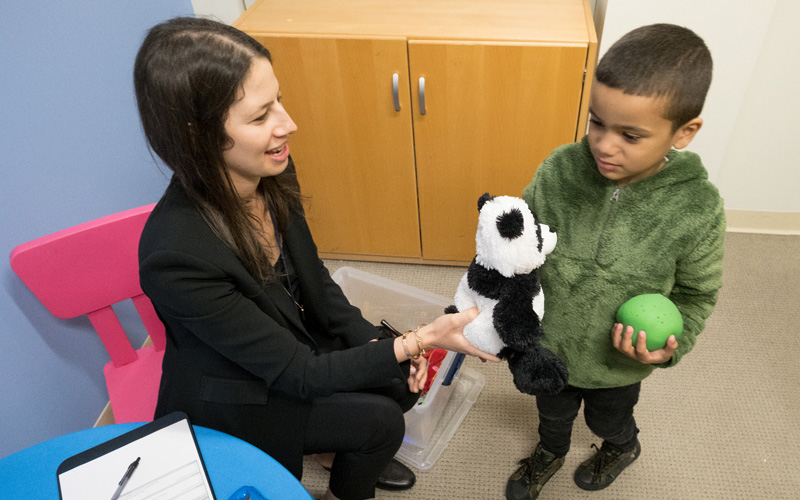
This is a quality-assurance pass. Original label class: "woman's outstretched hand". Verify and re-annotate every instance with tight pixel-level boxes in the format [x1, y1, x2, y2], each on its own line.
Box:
[391, 307, 500, 380]
[422, 307, 501, 362]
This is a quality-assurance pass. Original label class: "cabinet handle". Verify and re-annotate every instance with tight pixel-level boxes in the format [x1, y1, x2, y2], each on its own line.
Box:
[392, 73, 401, 112]
[418, 77, 426, 115]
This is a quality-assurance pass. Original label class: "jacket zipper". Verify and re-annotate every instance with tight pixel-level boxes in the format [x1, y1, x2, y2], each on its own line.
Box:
[596, 186, 622, 259]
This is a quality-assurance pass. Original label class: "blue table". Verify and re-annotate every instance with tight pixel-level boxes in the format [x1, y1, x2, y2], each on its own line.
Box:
[0, 423, 312, 500]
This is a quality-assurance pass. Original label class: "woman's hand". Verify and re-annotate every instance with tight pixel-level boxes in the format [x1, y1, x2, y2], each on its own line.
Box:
[408, 356, 429, 393]
[611, 323, 678, 364]
[421, 307, 501, 362]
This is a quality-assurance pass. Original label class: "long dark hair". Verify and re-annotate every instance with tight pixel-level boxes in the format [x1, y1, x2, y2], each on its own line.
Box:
[134, 17, 301, 283]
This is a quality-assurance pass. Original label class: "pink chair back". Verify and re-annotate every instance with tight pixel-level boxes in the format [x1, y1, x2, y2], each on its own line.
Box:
[10, 204, 164, 423]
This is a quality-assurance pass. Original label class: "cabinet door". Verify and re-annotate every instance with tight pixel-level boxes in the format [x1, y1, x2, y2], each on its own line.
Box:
[252, 35, 422, 258]
[409, 41, 588, 262]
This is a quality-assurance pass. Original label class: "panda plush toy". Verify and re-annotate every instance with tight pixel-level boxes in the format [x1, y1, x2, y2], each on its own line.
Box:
[449, 193, 568, 396]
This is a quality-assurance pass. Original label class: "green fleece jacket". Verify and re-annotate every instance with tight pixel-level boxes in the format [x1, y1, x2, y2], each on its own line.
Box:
[522, 136, 725, 389]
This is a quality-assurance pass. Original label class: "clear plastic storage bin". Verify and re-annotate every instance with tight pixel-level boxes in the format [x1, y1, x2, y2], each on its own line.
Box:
[331, 266, 485, 470]
[395, 366, 485, 470]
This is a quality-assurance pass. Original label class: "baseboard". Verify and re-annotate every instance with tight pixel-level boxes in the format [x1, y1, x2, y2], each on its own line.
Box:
[725, 210, 800, 235]
[319, 252, 470, 267]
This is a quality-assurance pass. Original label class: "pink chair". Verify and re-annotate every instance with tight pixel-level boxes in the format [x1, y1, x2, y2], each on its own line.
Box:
[10, 204, 164, 424]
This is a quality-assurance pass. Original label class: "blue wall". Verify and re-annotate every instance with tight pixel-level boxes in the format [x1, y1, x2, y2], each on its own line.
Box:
[0, 0, 193, 459]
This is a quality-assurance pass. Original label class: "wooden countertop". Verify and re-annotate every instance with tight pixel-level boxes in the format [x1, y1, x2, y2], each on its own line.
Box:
[235, 0, 594, 44]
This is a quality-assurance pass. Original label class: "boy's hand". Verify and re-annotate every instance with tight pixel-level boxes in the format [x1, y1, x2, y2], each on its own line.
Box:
[611, 323, 678, 364]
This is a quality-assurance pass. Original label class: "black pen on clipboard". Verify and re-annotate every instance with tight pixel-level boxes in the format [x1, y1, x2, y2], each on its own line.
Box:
[110, 457, 139, 500]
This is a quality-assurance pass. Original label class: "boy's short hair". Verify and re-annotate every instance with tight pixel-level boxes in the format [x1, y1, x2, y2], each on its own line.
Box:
[595, 23, 712, 130]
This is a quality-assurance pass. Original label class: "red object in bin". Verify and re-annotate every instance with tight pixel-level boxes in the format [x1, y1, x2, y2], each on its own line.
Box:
[422, 349, 448, 393]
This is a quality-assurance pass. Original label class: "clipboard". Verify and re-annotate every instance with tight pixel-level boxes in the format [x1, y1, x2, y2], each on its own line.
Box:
[57, 411, 216, 500]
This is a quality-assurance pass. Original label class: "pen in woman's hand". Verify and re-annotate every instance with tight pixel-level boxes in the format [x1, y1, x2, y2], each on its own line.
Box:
[110, 457, 140, 500]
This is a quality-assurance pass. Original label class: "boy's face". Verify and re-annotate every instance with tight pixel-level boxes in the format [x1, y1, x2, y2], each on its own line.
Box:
[587, 82, 702, 186]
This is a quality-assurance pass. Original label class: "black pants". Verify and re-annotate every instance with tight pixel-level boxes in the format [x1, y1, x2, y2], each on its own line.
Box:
[303, 368, 419, 500]
[536, 382, 640, 458]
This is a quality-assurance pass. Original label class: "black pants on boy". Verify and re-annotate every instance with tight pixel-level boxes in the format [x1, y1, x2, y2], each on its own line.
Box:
[536, 382, 641, 457]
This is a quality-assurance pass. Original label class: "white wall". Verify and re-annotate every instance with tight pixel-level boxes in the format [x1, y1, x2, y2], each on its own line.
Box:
[715, 0, 800, 214]
[191, 0, 247, 24]
[598, 0, 800, 221]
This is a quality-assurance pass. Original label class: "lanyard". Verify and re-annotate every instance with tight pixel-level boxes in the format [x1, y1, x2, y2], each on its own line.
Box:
[270, 211, 304, 319]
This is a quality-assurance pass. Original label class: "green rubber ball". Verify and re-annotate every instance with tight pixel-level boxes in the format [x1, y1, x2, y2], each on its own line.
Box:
[615, 294, 683, 351]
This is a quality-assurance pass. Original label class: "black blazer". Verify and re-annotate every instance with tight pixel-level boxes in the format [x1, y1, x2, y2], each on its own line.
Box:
[139, 179, 407, 477]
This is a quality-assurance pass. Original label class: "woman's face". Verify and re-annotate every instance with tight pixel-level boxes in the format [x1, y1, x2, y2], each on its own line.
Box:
[222, 57, 297, 197]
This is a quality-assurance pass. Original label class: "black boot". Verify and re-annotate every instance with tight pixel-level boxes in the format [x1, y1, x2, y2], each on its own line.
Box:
[506, 443, 565, 500]
[573, 439, 641, 491]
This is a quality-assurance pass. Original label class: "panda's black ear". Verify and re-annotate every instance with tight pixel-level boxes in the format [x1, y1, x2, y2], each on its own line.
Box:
[497, 208, 524, 239]
[478, 193, 493, 211]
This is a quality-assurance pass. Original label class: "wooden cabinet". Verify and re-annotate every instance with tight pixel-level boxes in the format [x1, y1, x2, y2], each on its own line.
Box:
[236, 0, 597, 264]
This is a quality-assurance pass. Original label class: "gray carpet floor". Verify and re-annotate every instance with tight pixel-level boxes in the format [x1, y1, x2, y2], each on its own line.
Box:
[300, 232, 800, 499]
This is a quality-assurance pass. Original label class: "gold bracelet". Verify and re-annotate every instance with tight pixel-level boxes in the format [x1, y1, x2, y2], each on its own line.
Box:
[402, 331, 419, 360]
[414, 325, 429, 357]
[414, 332, 428, 356]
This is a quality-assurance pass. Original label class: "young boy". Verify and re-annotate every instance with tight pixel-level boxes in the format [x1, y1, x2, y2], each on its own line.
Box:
[505, 24, 725, 500]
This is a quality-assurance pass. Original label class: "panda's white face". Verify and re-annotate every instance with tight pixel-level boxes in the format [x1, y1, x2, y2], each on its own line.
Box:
[475, 196, 557, 278]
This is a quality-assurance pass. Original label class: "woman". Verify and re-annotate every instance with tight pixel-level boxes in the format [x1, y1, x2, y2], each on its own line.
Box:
[134, 17, 497, 500]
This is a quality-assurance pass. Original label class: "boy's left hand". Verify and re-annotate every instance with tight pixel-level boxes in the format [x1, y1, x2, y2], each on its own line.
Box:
[611, 323, 678, 364]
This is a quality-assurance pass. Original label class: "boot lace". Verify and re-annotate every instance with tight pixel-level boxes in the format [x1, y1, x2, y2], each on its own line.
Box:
[589, 443, 623, 475]
[518, 451, 552, 482]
